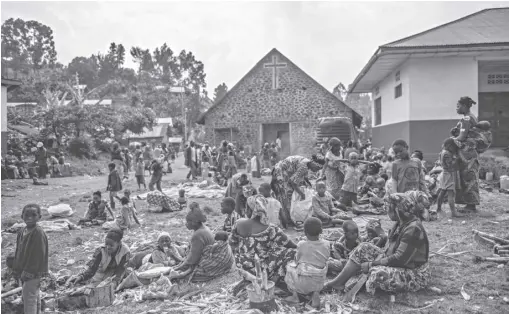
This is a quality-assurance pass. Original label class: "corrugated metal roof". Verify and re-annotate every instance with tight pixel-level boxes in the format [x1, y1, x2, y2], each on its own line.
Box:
[155, 117, 173, 125]
[168, 137, 183, 143]
[383, 7, 509, 48]
[7, 102, 37, 107]
[128, 125, 165, 139]
[62, 99, 112, 106]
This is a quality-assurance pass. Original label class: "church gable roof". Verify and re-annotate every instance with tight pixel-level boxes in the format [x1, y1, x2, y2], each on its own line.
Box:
[382, 7, 509, 48]
[197, 48, 361, 124]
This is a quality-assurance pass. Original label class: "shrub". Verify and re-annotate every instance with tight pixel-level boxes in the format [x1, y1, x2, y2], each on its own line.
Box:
[68, 137, 95, 158]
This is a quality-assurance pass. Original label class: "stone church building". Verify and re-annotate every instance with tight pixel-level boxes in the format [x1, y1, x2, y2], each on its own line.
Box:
[197, 48, 362, 157]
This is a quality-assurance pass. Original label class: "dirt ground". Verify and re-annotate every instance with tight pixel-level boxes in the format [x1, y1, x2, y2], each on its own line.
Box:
[2, 155, 509, 313]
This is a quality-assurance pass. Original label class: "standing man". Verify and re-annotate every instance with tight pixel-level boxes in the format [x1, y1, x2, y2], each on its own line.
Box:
[36, 142, 48, 179]
[276, 135, 282, 152]
[185, 141, 198, 180]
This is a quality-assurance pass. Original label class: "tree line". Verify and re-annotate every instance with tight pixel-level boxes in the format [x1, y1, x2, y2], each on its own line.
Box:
[2, 17, 230, 154]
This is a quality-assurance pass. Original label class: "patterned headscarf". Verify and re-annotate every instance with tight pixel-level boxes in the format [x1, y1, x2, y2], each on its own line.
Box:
[385, 191, 430, 221]
[247, 195, 270, 225]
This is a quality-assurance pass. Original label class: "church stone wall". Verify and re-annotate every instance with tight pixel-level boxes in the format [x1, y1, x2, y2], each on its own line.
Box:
[202, 51, 353, 157]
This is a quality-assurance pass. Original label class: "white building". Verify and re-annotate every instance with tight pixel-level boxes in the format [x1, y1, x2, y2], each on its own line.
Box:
[349, 7, 509, 160]
[1, 78, 21, 155]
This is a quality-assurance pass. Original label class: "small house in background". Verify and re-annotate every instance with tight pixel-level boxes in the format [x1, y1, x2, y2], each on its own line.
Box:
[2, 78, 22, 155]
[7, 102, 38, 115]
[349, 7, 509, 160]
[167, 137, 183, 151]
[127, 117, 174, 146]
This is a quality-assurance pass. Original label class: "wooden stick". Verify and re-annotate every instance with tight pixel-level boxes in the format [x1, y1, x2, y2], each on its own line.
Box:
[430, 251, 464, 263]
[475, 234, 498, 247]
[1, 287, 22, 298]
[473, 230, 509, 245]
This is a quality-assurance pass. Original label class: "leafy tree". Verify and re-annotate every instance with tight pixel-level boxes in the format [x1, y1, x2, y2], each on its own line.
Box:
[213, 83, 228, 104]
[1, 18, 57, 72]
[67, 56, 100, 89]
[333, 82, 373, 140]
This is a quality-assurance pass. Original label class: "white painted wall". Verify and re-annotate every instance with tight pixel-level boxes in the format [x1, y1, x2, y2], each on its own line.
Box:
[408, 57, 478, 120]
[1, 86, 7, 132]
[371, 61, 411, 127]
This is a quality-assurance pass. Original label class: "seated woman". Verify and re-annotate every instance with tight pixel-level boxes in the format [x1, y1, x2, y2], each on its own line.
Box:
[173, 203, 234, 282]
[324, 191, 431, 302]
[67, 229, 130, 288]
[229, 195, 297, 293]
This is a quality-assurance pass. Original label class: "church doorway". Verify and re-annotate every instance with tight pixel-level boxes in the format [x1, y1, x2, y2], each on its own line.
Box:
[262, 123, 290, 157]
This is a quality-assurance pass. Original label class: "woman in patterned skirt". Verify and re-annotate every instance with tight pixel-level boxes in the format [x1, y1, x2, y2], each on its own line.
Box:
[324, 191, 431, 301]
[229, 195, 297, 291]
[271, 155, 323, 228]
[451, 96, 492, 212]
[323, 137, 345, 200]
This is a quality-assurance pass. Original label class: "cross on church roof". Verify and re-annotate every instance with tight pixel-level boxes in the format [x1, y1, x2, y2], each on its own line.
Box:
[264, 55, 287, 89]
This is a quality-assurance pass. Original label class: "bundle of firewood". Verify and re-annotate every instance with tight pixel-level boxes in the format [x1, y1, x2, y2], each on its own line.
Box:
[473, 230, 509, 263]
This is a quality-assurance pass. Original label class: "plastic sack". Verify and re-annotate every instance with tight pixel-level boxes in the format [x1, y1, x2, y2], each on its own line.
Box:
[290, 188, 314, 223]
[137, 266, 172, 280]
[48, 204, 74, 218]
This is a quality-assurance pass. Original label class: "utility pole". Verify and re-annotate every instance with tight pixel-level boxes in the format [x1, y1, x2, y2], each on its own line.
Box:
[170, 86, 186, 142]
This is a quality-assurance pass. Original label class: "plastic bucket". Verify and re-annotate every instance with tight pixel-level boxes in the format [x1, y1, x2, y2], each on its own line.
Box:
[500, 175, 509, 190]
[246, 281, 278, 313]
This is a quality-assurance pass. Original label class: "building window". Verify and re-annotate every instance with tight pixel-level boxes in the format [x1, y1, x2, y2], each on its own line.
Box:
[488, 73, 509, 85]
[374, 97, 382, 126]
[394, 84, 402, 98]
[395, 71, 400, 82]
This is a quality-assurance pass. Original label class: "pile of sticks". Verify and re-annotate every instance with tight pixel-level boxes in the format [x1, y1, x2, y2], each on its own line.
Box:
[473, 230, 509, 263]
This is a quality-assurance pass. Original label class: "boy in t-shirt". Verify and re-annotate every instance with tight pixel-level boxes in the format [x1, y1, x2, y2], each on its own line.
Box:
[285, 217, 330, 308]
[259, 183, 282, 227]
[311, 181, 347, 226]
[391, 139, 429, 195]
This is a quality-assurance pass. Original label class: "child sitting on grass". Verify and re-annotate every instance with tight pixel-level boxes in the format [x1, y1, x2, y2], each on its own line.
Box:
[143, 232, 185, 267]
[312, 181, 347, 227]
[104, 197, 139, 231]
[79, 191, 114, 226]
[285, 217, 330, 309]
[221, 197, 239, 233]
[259, 183, 282, 227]
[328, 221, 361, 276]
[13, 204, 49, 314]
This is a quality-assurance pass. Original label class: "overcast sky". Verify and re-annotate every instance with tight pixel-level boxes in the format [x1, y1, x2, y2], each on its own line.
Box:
[2, 1, 508, 95]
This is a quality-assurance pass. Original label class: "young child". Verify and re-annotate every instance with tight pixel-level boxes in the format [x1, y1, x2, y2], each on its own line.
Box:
[202, 155, 210, 181]
[104, 197, 138, 231]
[336, 153, 370, 211]
[221, 197, 239, 232]
[214, 231, 229, 242]
[285, 217, 330, 308]
[259, 183, 282, 227]
[116, 189, 140, 225]
[80, 191, 114, 225]
[333, 221, 361, 260]
[149, 159, 163, 192]
[107, 162, 123, 210]
[312, 181, 346, 226]
[391, 139, 429, 195]
[13, 204, 49, 314]
[135, 157, 146, 190]
[358, 176, 376, 203]
[250, 153, 261, 178]
[436, 138, 464, 218]
[144, 232, 185, 267]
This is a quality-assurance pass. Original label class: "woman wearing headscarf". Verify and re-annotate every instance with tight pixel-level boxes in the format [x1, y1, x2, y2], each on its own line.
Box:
[173, 203, 234, 282]
[324, 191, 431, 301]
[271, 155, 323, 228]
[230, 195, 297, 292]
[323, 138, 345, 200]
[67, 229, 130, 288]
[451, 96, 492, 212]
